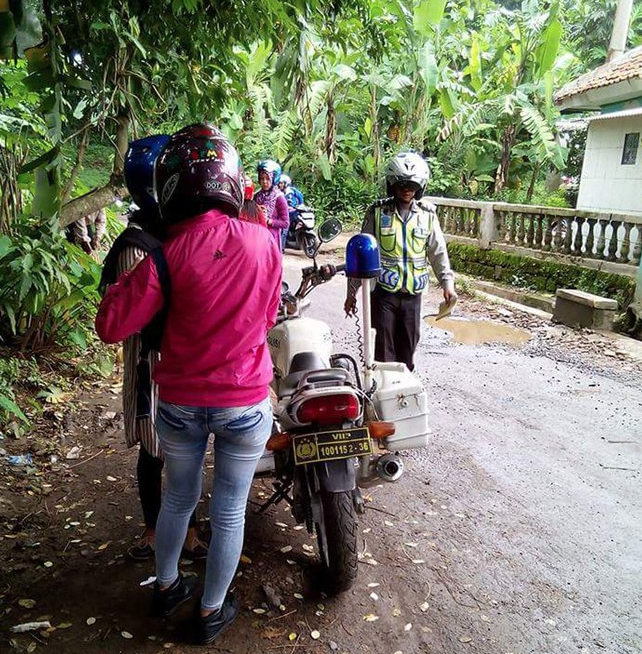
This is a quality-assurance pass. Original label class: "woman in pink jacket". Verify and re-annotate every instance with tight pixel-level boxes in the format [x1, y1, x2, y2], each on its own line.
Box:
[254, 159, 289, 250]
[96, 124, 282, 645]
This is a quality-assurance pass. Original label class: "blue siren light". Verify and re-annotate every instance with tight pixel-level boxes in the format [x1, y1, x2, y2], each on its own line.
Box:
[345, 234, 381, 279]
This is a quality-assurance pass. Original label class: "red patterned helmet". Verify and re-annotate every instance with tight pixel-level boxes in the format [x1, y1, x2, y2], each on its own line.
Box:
[154, 123, 244, 222]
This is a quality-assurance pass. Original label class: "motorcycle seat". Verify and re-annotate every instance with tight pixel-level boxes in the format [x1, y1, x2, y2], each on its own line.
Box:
[279, 367, 350, 398]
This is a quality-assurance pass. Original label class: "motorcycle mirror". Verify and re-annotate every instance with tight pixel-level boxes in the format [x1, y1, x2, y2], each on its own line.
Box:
[281, 281, 290, 294]
[318, 218, 342, 243]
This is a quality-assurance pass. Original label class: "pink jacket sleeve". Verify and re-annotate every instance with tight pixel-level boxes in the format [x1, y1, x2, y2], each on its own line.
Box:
[270, 194, 290, 230]
[95, 254, 164, 344]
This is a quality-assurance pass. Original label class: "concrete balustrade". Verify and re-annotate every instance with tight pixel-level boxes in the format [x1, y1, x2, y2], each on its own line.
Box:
[426, 196, 642, 277]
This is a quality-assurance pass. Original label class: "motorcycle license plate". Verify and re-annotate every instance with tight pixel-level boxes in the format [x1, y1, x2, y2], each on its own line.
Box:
[292, 428, 373, 465]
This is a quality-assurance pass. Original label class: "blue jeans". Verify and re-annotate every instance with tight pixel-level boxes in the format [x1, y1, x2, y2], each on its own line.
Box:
[155, 397, 271, 611]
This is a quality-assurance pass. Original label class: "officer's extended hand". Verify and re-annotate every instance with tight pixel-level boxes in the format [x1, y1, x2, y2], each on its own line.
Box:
[344, 294, 357, 316]
[443, 287, 458, 305]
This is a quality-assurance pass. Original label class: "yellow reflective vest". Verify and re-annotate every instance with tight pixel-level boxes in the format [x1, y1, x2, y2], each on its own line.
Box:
[373, 199, 435, 295]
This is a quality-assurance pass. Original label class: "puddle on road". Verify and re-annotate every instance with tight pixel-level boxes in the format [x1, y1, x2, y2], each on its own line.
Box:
[425, 316, 531, 346]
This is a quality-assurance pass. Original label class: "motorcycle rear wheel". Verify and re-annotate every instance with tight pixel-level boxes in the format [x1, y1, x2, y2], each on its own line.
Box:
[315, 490, 358, 594]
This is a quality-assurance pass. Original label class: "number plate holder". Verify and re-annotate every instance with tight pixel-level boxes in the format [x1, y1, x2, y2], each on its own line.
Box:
[292, 427, 373, 465]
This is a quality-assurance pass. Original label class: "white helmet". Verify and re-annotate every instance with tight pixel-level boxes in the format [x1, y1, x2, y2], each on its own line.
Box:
[280, 174, 292, 187]
[385, 152, 430, 199]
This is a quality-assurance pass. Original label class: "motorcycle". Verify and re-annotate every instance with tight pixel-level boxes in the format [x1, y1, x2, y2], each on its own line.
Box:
[284, 204, 318, 259]
[256, 219, 431, 594]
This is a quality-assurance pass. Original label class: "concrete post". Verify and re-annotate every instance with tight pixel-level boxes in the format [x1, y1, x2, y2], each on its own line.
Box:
[635, 255, 642, 306]
[607, 0, 634, 62]
[479, 203, 497, 249]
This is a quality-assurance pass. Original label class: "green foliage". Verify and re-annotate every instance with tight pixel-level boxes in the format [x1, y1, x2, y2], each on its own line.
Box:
[447, 242, 635, 309]
[0, 217, 102, 353]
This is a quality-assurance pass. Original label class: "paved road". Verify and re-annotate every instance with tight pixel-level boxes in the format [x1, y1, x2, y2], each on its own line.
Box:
[281, 248, 642, 654]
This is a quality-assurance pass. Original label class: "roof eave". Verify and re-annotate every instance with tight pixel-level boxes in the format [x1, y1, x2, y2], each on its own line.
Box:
[555, 78, 642, 112]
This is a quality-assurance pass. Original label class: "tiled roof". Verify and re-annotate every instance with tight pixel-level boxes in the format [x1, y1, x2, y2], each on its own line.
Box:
[555, 46, 642, 104]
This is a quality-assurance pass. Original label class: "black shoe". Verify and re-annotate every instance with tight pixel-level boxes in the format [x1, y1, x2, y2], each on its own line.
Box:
[151, 573, 198, 617]
[194, 594, 239, 645]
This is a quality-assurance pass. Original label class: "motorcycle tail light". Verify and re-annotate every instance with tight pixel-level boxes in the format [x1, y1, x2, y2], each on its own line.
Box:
[296, 394, 360, 425]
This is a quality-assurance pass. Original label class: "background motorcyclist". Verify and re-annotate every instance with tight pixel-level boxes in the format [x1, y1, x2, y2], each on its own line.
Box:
[344, 152, 456, 371]
[279, 174, 306, 249]
[255, 159, 289, 251]
[279, 174, 305, 210]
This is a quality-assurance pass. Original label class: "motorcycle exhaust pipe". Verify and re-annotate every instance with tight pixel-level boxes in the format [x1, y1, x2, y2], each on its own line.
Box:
[375, 453, 404, 482]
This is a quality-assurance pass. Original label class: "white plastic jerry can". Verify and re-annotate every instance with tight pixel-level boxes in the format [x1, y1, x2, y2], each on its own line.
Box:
[371, 361, 430, 451]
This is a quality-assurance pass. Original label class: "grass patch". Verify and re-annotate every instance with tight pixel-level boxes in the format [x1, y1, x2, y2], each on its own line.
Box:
[447, 242, 635, 310]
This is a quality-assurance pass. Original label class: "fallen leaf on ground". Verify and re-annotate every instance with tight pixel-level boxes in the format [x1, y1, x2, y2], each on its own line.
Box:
[392, 608, 401, 617]
[384, 520, 394, 527]
[97, 542, 110, 551]
[10, 621, 52, 633]
[121, 631, 133, 639]
[367, 582, 380, 588]
[43, 561, 53, 568]
[280, 545, 293, 553]
[411, 559, 425, 564]
[18, 599, 36, 609]
[459, 636, 472, 643]
[293, 593, 303, 600]
[240, 555, 252, 564]
[261, 626, 287, 639]
[252, 608, 267, 615]
[370, 593, 379, 601]
[363, 614, 379, 622]
[403, 542, 418, 548]
[420, 602, 429, 612]
[288, 632, 298, 641]
[363, 528, 371, 534]
[86, 617, 96, 625]
[311, 630, 320, 640]
[275, 522, 288, 528]
[106, 476, 117, 482]
[302, 544, 314, 552]
[404, 623, 412, 631]
[57, 623, 73, 629]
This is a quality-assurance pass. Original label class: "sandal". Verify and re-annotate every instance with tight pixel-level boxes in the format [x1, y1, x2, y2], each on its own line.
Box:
[128, 533, 155, 561]
[181, 537, 209, 561]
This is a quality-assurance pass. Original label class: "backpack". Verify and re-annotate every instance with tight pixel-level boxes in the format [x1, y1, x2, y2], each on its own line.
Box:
[100, 218, 171, 418]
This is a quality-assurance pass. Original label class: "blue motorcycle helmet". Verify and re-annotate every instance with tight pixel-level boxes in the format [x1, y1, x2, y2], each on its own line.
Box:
[124, 135, 170, 213]
[257, 159, 282, 187]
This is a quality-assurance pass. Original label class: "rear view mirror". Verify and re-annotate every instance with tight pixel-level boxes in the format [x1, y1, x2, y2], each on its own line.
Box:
[318, 218, 342, 243]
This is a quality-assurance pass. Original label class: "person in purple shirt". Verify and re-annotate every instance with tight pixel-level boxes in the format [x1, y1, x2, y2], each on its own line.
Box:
[255, 159, 289, 251]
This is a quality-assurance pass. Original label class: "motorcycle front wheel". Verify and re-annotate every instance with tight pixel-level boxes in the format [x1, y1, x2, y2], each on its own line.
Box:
[315, 490, 358, 594]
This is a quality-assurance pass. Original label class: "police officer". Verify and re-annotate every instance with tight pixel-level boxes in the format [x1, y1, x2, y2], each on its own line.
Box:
[344, 152, 456, 371]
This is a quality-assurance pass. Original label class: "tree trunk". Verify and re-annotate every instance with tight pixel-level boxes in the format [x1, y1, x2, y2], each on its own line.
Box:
[325, 96, 336, 164]
[526, 161, 542, 202]
[370, 84, 380, 178]
[62, 127, 90, 202]
[494, 124, 517, 194]
[58, 113, 130, 229]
